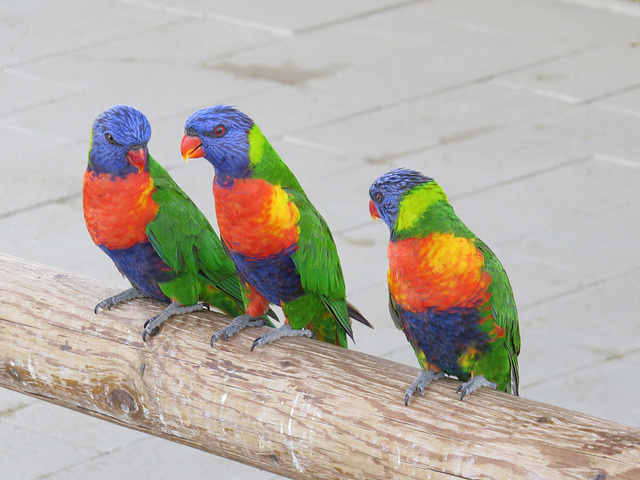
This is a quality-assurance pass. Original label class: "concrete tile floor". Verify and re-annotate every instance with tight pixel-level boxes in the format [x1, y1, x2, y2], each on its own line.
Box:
[1, 0, 640, 478]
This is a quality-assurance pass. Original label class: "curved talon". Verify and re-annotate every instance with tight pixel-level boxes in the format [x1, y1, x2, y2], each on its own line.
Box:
[210, 315, 267, 346]
[404, 370, 444, 406]
[142, 325, 161, 342]
[142, 301, 207, 341]
[94, 287, 145, 314]
[142, 317, 161, 341]
[210, 328, 232, 344]
[456, 375, 496, 401]
[250, 324, 315, 351]
[94, 299, 112, 313]
[210, 327, 234, 344]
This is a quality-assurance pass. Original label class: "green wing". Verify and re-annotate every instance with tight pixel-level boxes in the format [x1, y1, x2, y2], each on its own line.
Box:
[145, 156, 243, 305]
[388, 292, 403, 331]
[288, 190, 354, 340]
[476, 238, 521, 394]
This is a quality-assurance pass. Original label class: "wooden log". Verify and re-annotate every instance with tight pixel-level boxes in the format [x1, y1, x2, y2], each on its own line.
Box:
[0, 252, 638, 480]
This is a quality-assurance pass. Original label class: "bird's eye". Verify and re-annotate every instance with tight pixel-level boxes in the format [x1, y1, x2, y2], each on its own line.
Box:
[105, 132, 117, 144]
[185, 127, 198, 137]
[211, 124, 227, 138]
[373, 192, 384, 203]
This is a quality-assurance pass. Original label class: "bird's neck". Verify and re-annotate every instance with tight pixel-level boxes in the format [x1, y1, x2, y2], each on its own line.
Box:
[392, 202, 462, 241]
[244, 127, 304, 192]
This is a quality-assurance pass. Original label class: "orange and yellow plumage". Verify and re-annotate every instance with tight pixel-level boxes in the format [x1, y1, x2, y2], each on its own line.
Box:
[370, 168, 520, 402]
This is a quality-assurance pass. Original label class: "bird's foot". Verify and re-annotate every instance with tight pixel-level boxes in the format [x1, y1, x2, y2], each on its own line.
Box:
[251, 324, 315, 351]
[405, 370, 445, 406]
[94, 287, 145, 313]
[142, 301, 207, 341]
[456, 375, 497, 400]
[210, 314, 268, 345]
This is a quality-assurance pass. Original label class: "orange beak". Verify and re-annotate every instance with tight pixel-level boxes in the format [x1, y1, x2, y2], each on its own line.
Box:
[369, 199, 380, 221]
[126, 147, 146, 172]
[181, 134, 204, 162]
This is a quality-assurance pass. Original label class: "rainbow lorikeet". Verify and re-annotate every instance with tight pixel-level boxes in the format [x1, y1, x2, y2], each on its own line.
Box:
[369, 168, 520, 403]
[180, 105, 372, 349]
[83, 105, 255, 341]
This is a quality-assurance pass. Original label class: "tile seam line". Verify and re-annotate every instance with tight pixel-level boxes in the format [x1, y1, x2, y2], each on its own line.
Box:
[293, 0, 430, 36]
[521, 345, 640, 390]
[519, 265, 640, 312]
[0, 193, 81, 220]
[2, 67, 86, 92]
[450, 156, 592, 201]
[0, 91, 88, 121]
[586, 80, 640, 105]
[282, 44, 602, 139]
[2, 17, 192, 70]
[188, 0, 432, 59]
[553, 0, 640, 18]
[33, 436, 149, 480]
[120, 0, 293, 36]
[119, 0, 428, 38]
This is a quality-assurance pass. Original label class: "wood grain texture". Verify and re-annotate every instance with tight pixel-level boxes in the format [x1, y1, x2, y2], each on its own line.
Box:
[0, 253, 638, 480]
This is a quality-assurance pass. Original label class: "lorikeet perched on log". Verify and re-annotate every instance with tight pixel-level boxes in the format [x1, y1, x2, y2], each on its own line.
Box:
[369, 168, 520, 403]
[83, 105, 253, 341]
[181, 105, 372, 349]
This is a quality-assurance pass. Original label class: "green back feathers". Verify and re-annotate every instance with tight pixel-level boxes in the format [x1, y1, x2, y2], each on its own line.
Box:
[288, 188, 353, 340]
[395, 181, 448, 232]
[145, 156, 242, 303]
[476, 239, 521, 393]
[291, 191, 346, 298]
[248, 125, 303, 191]
[394, 181, 473, 241]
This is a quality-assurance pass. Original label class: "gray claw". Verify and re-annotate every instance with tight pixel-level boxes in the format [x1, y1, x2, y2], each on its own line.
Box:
[405, 370, 445, 406]
[142, 324, 160, 342]
[142, 301, 207, 341]
[456, 375, 497, 400]
[250, 324, 315, 351]
[95, 287, 145, 313]
[210, 314, 267, 345]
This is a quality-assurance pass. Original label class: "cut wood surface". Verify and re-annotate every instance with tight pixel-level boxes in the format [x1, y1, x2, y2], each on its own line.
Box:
[0, 253, 639, 480]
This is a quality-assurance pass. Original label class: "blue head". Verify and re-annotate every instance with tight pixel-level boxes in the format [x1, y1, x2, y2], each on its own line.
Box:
[369, 168, 436, 230]
[88, 105, 151, 176]
[181, 105, 255, 180]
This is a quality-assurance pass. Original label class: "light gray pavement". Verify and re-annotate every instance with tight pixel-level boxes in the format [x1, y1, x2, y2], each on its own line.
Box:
[1, 0, 640, 478]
